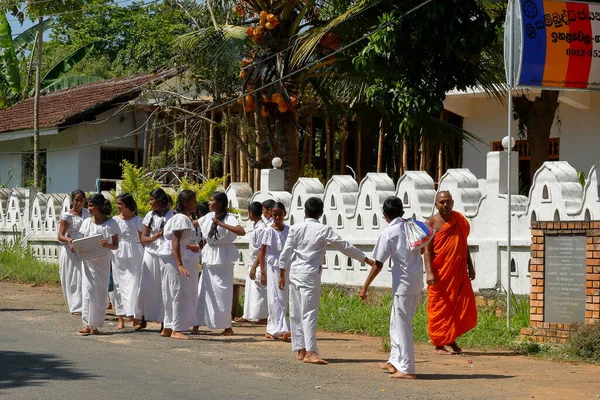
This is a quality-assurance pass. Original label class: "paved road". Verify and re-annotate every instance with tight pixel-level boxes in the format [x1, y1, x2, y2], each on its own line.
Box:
[1, 284, 599, 400]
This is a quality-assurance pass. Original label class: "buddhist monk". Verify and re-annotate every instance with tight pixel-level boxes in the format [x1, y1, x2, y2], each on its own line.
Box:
[424, 191, 477, 355]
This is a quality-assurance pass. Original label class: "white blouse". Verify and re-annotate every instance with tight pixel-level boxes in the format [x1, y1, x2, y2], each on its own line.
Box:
[198, 212, 241, 265]
[157, 213, 198, 261]
[142, 210, 174, 254]
[60, 208, 90, 240]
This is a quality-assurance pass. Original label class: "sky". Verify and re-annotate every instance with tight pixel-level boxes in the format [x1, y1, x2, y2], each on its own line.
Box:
[7, 0, 152, 39]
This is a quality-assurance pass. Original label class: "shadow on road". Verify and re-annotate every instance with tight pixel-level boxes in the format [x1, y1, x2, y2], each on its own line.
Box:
[0, 351, 96, 390]
[418, 373, 515, 380]
[459, 351, 518, 357]
[0, 308, 39, 312]
[327, 358, 380, 364]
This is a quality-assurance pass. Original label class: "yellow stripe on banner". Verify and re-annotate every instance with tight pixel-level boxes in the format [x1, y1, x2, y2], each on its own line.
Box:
[542, 1, 571, 87]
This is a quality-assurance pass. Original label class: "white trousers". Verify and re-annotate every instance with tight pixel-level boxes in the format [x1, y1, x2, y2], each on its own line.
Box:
[197, 263, 234, 330]
[161, 257, 200, 331]
[135, 251, 164, 322]
[266, 264, 289, 337]
[242, 264, 267, 321]
[388, 293, 420, 374]
[81, 254, 110, 329]
[59, 246, 83, 314]
[289, 272, 321, 353]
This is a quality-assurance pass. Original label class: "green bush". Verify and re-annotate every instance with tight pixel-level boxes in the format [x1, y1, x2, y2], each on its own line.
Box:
[0, 237, 60, 286]
[567, 321, 600, 362]
[111, 160, 162, 216]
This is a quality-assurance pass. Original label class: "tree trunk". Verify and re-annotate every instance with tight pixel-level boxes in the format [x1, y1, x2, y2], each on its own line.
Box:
[325, 118, 332, 179]
[131, 112, 139, 165]
[339, 117, 347, 176]
[377, 119, 385, 173]
[513, 90, 560, 181]
[437, 142, 443, 182]
[230, 125, 237, 183]
[33, 16, 44, 188]
[281, 113, 299, 190]
[419, 136, 426, 171]
[142, 112, 151, 168]
[356, 123, 362, 181]
[307, 117, 313, 166]
[239, 123, 247, 183]
[207, 109, 216, 179]
[150, 113, 158, 160]
[173, 117, 179, 168]
[254, 109, 262, 190]
[183, 118, 189, 170]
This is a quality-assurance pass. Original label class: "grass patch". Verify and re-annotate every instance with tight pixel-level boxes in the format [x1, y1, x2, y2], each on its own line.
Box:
[0, 237, 60, 286]
[318, 286, 531, 351]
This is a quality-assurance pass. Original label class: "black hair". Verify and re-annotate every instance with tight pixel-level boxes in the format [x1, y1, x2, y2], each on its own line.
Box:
[149, 188, 169, 215]
[89, 193, 111, 216]
[117, 192, 138, 214]
[272, 201, 286, 215]
[208, 192, 229, 240]
[304, 197, 324, 219]
[382, 196, 404, 220]
[176, 190, 196, 213]
[261, 199, 276, 210]
[197, 201, 209, 217]
[248, 201, 262, 216]
[70, 189, 86, 208]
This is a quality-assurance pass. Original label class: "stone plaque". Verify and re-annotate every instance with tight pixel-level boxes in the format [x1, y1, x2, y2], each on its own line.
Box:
[544, 235, 587, 323]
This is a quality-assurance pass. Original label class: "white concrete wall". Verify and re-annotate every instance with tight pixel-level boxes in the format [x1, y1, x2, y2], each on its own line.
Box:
[449, 91, 600, 179]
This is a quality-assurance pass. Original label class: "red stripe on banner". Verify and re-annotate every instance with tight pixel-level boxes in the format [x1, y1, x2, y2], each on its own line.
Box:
[565, 2, 593, 88]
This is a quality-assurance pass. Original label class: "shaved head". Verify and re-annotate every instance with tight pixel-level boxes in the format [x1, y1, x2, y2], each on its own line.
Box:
[436, 191, 452, 201]
[435, 190, 454, 217]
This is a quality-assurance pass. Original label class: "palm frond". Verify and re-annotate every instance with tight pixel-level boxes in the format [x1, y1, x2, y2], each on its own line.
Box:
[0, 13, 21, 94]
[178, 24, 249, 68]
[39, 43, 94, 91]
[13, 18, 52, 54]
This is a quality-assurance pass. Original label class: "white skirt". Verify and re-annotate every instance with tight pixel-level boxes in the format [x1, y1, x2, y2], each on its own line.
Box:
[161, 256, 200, 331]
[135, 251, 164, 322]
[59, 245, 83, 314]
[197, 263, 234, 330]
[242, 264, 267, 321]
[112, 242, 144, 317]
[81, 254, 110, 328]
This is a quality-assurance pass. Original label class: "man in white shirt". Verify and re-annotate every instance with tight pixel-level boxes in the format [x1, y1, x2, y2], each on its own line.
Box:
[360, 196, 426, 379]
[279, 197, 374, 365]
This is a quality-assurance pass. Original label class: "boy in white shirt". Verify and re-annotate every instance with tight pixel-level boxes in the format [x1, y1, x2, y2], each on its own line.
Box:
[359, 196, 426, 379]
[279, 197, 374, 364]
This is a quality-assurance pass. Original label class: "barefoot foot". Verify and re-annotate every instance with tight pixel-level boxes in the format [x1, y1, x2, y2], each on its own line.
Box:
[219, 328, 234, 336]
[390, 371, 417, 379]
[264, 332, 275, 340]
[234, 317, 248, 323]
[434, 346, 452, 355]
[160, 328, 173, 337]
[282, 332, 291, 342]
[91, 329, 105, 335]
[379, 362, 397, 374]
[171, 331, 190, 340]
[303, 353, 328, 365]
[296, 349, 307, 361]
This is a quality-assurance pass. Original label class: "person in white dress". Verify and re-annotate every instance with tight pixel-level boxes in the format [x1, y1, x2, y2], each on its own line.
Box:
[359, 196, 426, 379]
[157, 190, 201, 340]
[57, 190, 90, 315]
[78, 194, 120, 335]
[197, 191, 245, 336]
[279, 197, 373, 364]
[237, 202, 268, 324]
[135, 188, 173, 330]
[260, 202, 291, 340]
[111, 193, 144, 330]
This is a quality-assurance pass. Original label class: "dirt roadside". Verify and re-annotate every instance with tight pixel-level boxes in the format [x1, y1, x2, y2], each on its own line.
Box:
[1, 281, 599, 400]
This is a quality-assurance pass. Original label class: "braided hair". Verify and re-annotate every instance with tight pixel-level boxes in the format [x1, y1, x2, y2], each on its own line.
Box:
[208, 191, 228, 240]
[89, 193, 111, 217]
[175, 190, 196, 214]
[148, 188, 170, 229]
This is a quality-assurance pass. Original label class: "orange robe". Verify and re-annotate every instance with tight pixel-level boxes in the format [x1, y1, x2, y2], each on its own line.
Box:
[427, 211, 477, 346]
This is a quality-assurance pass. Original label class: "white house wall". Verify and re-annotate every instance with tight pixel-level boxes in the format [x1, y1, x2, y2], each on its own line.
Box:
[452, 92, 600, 179]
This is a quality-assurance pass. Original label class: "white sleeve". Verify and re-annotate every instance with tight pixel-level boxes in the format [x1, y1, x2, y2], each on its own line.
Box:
[279, 227, 296, 270]
[79, 219, 90, 236]
[324, 226, 365, 261]
[372, 232, 392, 264]
[107, 219, 121, 237]
[261, 228, 273, 248]
[60, 213, 72, 224]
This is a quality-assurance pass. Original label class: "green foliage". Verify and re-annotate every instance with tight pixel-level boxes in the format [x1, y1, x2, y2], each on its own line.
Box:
[111, 160, 161, 216]
[578, 171, 586, 188]
[300, 164, 324, 184]
[179, 176, 225, 204]
[38, 43, 97, 91]
[566, 321, 600, 362]
[0, 13, 21, 94]
[318, 287, 531, 350]
[0, 236, 60, 285]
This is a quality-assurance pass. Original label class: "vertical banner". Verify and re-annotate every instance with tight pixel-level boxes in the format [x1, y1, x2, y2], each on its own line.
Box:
[506, 0, 600, 90]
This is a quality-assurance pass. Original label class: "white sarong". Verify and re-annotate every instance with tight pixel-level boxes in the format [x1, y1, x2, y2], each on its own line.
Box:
[266, 263, 289, 337]
[59, 246, 83, 314]
[81, 254, 110, 328]
[161, 257, 200, 331]
[388, 293, 420, 374]
[197, 263, 234, 330]
[135, 251, 164, 322]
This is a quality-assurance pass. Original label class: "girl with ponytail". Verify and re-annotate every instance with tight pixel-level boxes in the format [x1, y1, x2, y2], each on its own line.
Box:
[135, 188, 174, 330]
[196, 191, 245, 336]
[156, 190, 201, 339]
[57, 189, 90, 315]
[78, 193, 120, 335]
